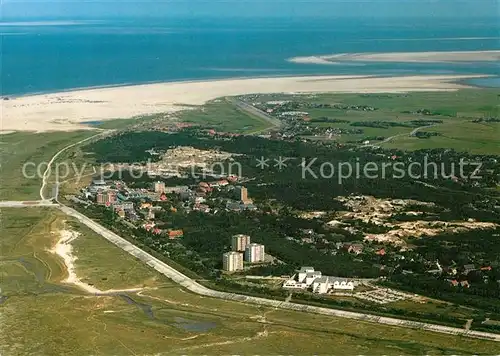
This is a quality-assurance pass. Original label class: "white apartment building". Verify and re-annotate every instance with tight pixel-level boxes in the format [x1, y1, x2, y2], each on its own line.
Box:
[222, 252, 244, 272]
[245, 243, 265, 263]
[231, 234, 251, 252]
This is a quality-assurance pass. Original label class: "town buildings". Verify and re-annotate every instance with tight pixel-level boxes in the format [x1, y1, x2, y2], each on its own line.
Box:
[96, 190, 117, 205]
[232, 234, 251, 252]
[245, 243, 265, 263]
[223, 251, 244, 272]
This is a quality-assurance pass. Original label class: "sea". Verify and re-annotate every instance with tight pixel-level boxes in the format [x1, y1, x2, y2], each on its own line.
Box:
[1, 17, 499, 96]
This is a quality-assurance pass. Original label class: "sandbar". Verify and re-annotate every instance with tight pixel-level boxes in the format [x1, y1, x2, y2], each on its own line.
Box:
[289, 50, 500, 65]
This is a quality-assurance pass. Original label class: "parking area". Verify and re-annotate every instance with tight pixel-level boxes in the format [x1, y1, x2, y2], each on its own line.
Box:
[355, 288, 416, 304]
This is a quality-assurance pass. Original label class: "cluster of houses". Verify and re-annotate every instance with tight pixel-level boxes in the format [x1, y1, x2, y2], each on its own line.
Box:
[76, 177, 258, 239]
[283, 267, 356, 294]
[444, 264, 495, 288]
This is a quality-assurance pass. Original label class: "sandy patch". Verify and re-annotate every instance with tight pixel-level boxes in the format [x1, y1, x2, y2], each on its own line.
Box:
[50, 229, 144, 294]
[1, 74, 486, 132]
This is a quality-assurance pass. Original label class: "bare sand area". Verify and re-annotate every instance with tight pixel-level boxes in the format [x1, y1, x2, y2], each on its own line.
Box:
[1, 74, 486, 132]
[50, 229, 144, 295]
[289, 50, 500, 65]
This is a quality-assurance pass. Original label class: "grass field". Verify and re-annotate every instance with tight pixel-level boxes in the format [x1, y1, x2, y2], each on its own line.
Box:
[1, 208, 500, 355]
[383, 121, 500, 153]
[0, 131, 96, 201]
[243, 89, 500, 154]
[177, 98, 276, 134]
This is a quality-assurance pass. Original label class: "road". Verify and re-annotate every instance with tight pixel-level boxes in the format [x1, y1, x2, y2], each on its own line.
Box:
[226, 98, 282, 134]
[0, 200, 58, 207]
[39, 130, 111, 201]
[363, 124, 438, 148]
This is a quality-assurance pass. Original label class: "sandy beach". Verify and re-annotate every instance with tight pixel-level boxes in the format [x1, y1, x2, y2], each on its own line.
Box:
[289, 50, 500, 65]
[1, 74, 487, 132]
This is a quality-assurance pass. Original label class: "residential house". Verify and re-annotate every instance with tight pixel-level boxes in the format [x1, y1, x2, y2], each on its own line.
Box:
[347, 243, 364, 255]
[168, 229, 184, 239]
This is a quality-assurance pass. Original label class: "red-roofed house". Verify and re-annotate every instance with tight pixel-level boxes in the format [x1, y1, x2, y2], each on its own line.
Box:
[218, 179, 229, 186]
[168, 229, 184, 239]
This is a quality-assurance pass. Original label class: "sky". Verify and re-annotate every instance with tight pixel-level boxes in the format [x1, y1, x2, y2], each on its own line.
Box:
[1, 0, 498, 20]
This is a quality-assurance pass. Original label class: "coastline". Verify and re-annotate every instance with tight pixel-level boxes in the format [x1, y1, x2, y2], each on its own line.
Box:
[1, 73, 491, 133]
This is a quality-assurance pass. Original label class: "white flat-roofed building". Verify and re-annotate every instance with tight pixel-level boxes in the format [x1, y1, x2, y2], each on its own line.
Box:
[232, 234, 251, 252]
[223, 252, 243, 272]
[298, 267, 321, 285]
[312, 276, 331, 294]
[245, 243, 265, 263]
[332, 278, 355, 291]
[284, 267, 355, 294]
[283, 278, 306, 289]
[312, 277, 354, 294]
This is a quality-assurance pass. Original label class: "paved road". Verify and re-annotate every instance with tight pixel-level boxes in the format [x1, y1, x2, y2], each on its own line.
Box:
[363, 124, 438, 148]
[40, 130, 111, 200]
[409, 124, 437, 136]
[226, 98, 282, 134]
[56, 204, 499, 342]
[0, 200, 57, 207]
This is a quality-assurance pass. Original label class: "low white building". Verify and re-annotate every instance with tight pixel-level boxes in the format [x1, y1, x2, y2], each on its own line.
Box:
[331, 278, 355, 291]
[297, 267, 321, 285]
[283, 267, 355, 294]
[312, 276, 355, 294]
[282, 278, 306, 289]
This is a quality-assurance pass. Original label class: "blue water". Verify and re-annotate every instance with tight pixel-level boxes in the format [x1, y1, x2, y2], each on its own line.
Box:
[1, 17, 499, 95]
